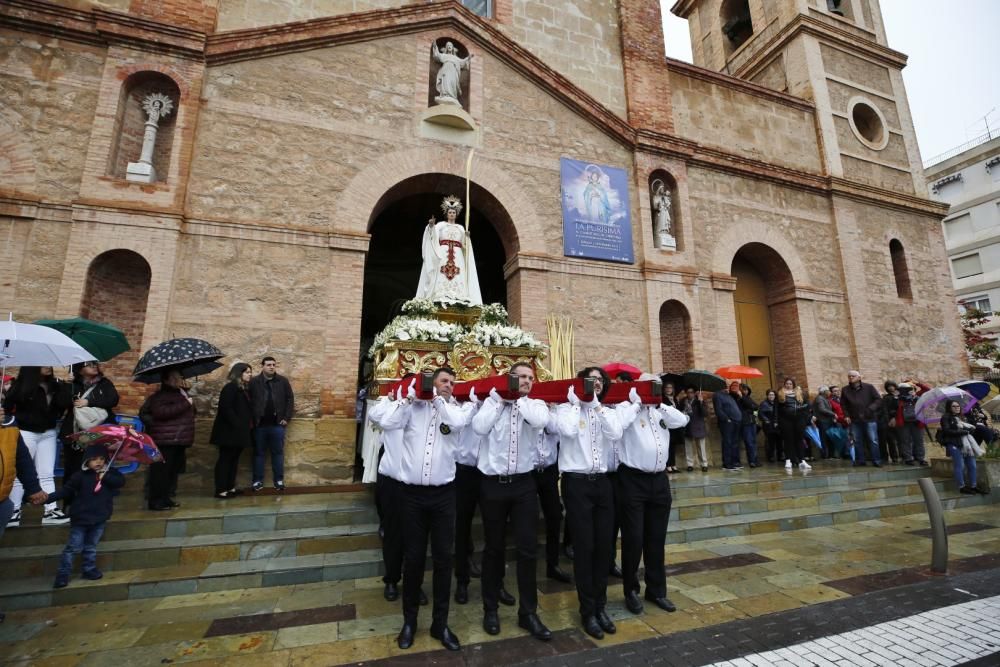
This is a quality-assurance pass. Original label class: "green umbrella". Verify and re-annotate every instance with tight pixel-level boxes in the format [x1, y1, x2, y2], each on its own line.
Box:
[34, 317, 130, 362]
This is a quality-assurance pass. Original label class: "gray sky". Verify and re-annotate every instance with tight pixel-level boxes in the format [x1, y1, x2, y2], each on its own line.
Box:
[660, 0, 999, 164]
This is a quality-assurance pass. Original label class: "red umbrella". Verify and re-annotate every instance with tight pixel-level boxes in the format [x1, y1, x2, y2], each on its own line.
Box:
[66, 424, 162, 491]
[603, 362, 643, 378]
[715, 365, 763, 380]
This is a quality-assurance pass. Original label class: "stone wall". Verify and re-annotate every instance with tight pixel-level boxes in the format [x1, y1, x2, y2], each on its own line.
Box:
[668, 67, 822, 174]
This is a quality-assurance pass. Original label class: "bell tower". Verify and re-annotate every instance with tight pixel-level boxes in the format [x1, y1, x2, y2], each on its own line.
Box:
[671, 0, 927, 196]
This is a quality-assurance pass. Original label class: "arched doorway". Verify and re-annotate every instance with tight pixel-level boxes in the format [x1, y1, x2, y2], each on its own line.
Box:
[659, 300, 693, 373]
[358, 174, 515, 372]
[80, 249, 152, 412]
[731, 243, 804, 396]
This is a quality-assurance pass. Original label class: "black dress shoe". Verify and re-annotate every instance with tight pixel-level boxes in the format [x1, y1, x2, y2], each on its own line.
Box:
[430, 625, 461, 651]
[166, 499, 180, 508]
[609, 563, 623, 578]
[383, 582, 399, 601]
[582, 615, 604, 640]
[644, 593, 677, 612]
[498, 586, 515, 606]
[483, 609, 501, 635]
[397, 623, 415, 649]
[624, 590, 644, 614]
[563, 544, 575, 561]
[546, 566, 572, 583]
[455, 583, 469, 604]
[419, 588, 428, 606]
[596, 609, 616, 634]
[147, 503, 171, 511]
[469, 559, 482, 578]
[873, 461, 881, 467]
[518, 613, 552, 641]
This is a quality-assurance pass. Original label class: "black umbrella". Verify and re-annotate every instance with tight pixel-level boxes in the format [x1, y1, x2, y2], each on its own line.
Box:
[133, 338, 224, 384]
[682, 369, 727, 393]
[659, 373, 686, 389]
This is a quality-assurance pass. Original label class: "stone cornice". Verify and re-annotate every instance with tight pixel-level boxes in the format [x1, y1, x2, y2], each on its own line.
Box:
[733, 14, 907, 81]
[670, 0, 697, 19]
[0, 0, 206, 58]
[205, 1, 637, 146]
[829, 177, 948, 217]
[666, 58, 815, 112]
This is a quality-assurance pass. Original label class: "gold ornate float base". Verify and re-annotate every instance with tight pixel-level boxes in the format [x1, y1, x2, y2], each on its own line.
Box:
[372, 334, 552, 394]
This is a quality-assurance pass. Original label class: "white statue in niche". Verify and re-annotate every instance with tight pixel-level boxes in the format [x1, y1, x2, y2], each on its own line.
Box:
[415, 195, 483, 305]
[652, 179, 677, 250]
[432, 41, 471, 106]
[126, 92, 175, 183]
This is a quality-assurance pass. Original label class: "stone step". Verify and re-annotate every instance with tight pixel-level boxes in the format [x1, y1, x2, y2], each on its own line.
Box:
[1, 463, 928, 548]
[1, 489, 993, 611]
[0, 477, 945, 579]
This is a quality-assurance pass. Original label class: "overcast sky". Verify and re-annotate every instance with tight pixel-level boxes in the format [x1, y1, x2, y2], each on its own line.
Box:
[660, 0, 999, 165]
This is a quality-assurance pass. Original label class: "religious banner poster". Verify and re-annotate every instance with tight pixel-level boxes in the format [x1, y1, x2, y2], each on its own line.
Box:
[560, 157, 634, 264]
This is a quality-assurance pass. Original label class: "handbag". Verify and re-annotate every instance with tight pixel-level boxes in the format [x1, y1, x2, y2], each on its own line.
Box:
[73, 385, 108, 431]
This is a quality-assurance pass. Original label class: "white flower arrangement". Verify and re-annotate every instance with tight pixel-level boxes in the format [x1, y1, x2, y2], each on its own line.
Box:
[401, 298, 436, 317]
[479, 303, 509, 325]
[369, 316, 464, 357]
[471, 322, 541, 349]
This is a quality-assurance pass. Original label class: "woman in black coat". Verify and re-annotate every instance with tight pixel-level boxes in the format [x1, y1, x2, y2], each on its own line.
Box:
[60, 362, 120, 491]
[210, 363, 253, 499]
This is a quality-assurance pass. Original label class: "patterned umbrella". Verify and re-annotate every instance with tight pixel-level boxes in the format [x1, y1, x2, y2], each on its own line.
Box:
[133, 338, 224, 384]
[66, 425, 162, 465]
[950, 379, 992, 401]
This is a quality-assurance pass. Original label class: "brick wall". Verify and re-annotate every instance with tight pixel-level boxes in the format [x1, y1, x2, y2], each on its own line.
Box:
[79, 250, 152, 412]
[129, 0, 218, 33]
[659, 300, 693, 372]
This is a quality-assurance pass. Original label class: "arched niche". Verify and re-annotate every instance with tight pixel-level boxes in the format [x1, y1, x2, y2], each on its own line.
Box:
[659, 300, 693, 373]
[649, 170, 679, 251]
[108, 71, 181, 183]
[720, 0, 753, 55]
[428, 37, 472, 113]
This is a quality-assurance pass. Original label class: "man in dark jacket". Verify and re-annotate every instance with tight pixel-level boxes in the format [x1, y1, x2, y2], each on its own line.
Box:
[840, 370, 882, 466]
[248, 356, 295, 491]
[713, 382, 743, 471]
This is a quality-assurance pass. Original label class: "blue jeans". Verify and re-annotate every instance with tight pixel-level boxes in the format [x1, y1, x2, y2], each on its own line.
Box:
[253, 425, 286, 484]
[59, 523, 106, 577]
[720, 421, 740, 468]
[946, 445, 977, 489]
[850, 421, 880, 464]
[740, 424, 759, 465]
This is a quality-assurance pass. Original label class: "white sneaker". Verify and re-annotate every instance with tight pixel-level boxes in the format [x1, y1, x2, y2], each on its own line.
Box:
[799, 461, 812, 471]
[784, 460, 792, 469]
[42, 509, 70, 525]
[6, 510, 20, 528]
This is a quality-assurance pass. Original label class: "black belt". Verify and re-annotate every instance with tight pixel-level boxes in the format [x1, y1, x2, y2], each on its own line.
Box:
[619, 464, 664, 476]
[562, 471, 607, 481]
[482, 472, 531, 484]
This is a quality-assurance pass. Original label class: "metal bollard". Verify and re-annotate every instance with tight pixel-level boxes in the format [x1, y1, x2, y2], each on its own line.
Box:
[918, 477, 948, 574]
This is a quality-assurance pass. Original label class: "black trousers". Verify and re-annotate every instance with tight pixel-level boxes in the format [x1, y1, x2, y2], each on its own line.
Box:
[213, 446, 243, 493]
[608, 470, 621, 566]
[778, 417, 802, 465]
[562, 473, 613, 619]
[378, 473, 403, 585]
[618, 465, 671, 599]
[454, 463, 481, 585]
[480, 475, 538, 615]
[149, 445, 186, 505]
[399, 482, 455, 629]
[531, 464, 563, 569]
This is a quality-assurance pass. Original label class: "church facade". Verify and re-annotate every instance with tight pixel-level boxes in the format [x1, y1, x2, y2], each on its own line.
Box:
[0, 0, 966, 484]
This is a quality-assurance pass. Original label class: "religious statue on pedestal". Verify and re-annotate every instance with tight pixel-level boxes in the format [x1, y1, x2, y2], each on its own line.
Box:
[432, 41, 471, 106]
[415, 195, 483, 305]
[651, 179, 676, 250]
[126, 92, 174, 183]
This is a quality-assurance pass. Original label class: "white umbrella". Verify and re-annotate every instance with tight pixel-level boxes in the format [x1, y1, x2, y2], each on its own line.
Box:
[0, 318, 96, 367]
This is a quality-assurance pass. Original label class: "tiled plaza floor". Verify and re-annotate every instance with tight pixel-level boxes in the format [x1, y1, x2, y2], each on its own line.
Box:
[1, 500, 999, 666]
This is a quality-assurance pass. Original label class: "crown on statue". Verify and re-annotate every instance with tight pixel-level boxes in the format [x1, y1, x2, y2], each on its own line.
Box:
[440, 195, 463, 215]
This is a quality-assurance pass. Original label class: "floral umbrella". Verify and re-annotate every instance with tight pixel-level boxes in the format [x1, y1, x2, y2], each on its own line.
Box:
[914, 386, 977, 425]
[66, 424, 162, 464]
